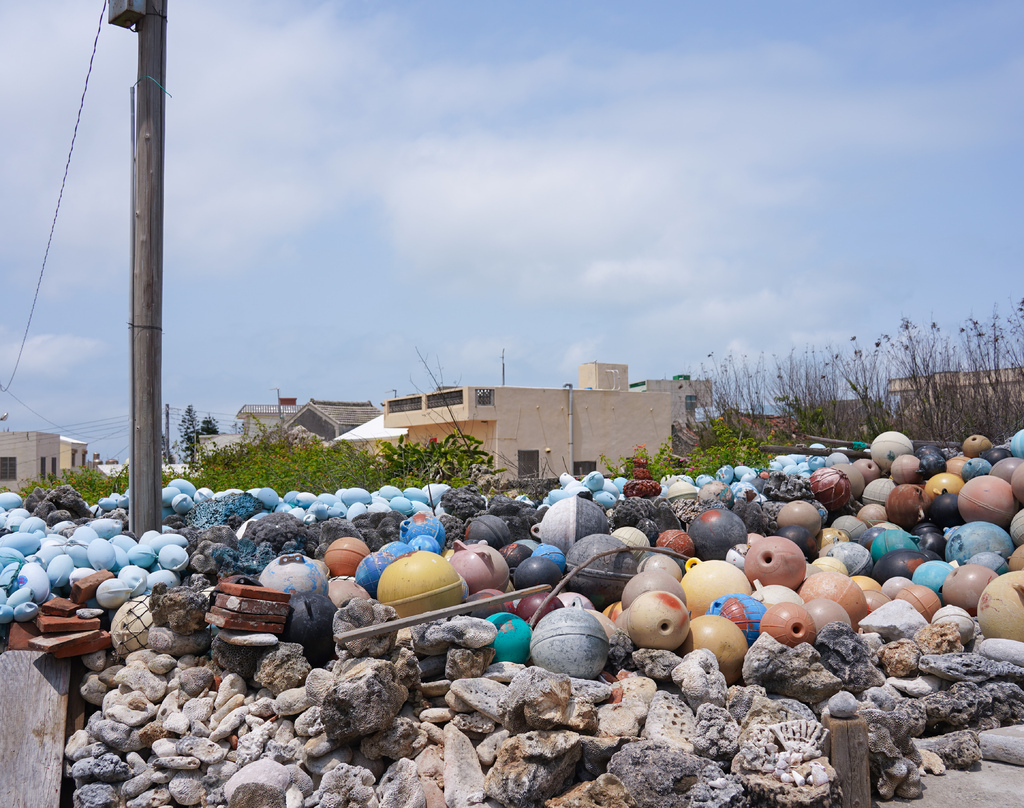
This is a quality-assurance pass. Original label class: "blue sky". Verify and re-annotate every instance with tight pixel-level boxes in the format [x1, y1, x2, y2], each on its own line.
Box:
[1, 1, 1022, 462]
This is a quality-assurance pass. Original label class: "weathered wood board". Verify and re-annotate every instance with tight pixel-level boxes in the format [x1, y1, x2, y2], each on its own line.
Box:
[0, 650, 71, 808]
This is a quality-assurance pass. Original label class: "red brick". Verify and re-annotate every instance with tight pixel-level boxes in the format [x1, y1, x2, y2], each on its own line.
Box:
[70, 570, 115, 604]
[204, 611, 285, 633]
[214, 593, 291, 617]
[35, 615, 102, 634]
[217, 581, 291, 603]
[27, 629, 103, 653]
[54, 631, 111, 659]
[38, 597, 80, 617]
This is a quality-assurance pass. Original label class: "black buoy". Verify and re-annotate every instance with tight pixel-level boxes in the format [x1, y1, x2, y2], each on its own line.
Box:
[513, 556, 563, 591]
[915, 445, 947, 479]
[465, 514, 512, 550]
[775, 524, 816, 563]
[279, 592, 337, 667]
[929, 492, 965, 529]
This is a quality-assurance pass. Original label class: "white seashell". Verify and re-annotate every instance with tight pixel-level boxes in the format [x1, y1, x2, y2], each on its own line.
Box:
[793, 771, 806, 787]
[810, 762, 830, 787]
[779, 772, 795, 783]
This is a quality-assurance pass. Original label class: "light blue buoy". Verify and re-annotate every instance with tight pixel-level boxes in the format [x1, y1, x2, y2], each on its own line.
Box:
[87, 540, 117, 572]
[257, 487, 280, 510]
[13, 601, 39, 622]
[171, 494, 195, 515]
[161, 487, 181, 508]
[594, 491, 618, 509]
[0, 492, 22, 510]
[716, 465, 735, 484]
[1011, 429, 1024, 459]
[18, 516, 46, 534]
[158, 544, 189, 572]
[341, 488, 372, 507]
[389, 497, 415, 516]
[960, 458, 991, 482]
[583, 471, 606, 492]
[47, 554, 75, 588]
[168, 478, 197, 498]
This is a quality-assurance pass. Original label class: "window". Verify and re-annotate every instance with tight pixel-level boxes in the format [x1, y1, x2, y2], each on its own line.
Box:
[518, 450, 539, 478]
[0, 457, 15, 479]
[476, 388, 494, 406]
[573, 460, 597, 476]
[41, 457, 47, 476]
[388, 396, 423, 414]
[427, 389, 463, 409]
[71, 451, 76, 468]
[685, 395, 697, 413]
[52, 457, 57, 475]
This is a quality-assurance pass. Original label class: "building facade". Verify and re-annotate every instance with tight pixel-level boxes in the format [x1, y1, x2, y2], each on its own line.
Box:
[383, 366, 672, 479]
[0, 432, 89, 490]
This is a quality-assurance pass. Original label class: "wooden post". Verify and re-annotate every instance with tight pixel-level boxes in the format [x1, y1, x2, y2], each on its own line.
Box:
[823, 714, 872, 808]
[131, 0, 167, 535]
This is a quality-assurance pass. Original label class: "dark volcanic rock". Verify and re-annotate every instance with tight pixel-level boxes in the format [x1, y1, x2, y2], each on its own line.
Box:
[814, 623, 886, 694]
[185, 492, 264, 531]
[44, 484, 92, 518]
[149, 583, 210, 635]
[240, 511, 315, 555]
[439, 485, 488, 521]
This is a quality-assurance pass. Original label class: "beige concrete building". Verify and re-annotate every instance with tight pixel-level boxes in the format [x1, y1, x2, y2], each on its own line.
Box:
[382, 364, 672, 479]
[0, 432, 89, 490]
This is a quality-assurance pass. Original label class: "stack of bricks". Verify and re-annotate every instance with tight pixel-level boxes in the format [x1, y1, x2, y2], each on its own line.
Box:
[204, 580, 291, 635]
[7, 569, 114, 657]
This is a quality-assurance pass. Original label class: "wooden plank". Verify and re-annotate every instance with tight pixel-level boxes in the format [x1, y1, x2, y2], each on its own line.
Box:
[0, 650, 70, 808]
[760, 445, 872, 460]
[823, 714, 872, 808]
[333, 584, 549, 645]
[216, 581, 292, 603]
[215, 593, 292, 617]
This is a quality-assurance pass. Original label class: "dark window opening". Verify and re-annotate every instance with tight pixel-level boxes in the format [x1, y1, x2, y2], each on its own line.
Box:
[518, 450, 540, 478]
[573, 460, 597, 476]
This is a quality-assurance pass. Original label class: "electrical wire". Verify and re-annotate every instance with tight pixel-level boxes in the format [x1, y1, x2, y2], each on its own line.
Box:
[0, 0, 108, 393]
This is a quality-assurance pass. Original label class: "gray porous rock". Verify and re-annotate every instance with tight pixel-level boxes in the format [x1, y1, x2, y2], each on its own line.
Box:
[640, 691, 696, 752]
[147, 626, 212, 657]
[691, 703, 740, 763]
[320, 659, 409, 744]
[859, 704, 926, 800]
[543, 773, 639, 808]
[607, 740, 706, 808]
[332, 598, 399, 659]
[72, 782, 121, 808]
[919, 652, 1024, 685]
[314, 762, 378, 808]
[813, 622, 886, 694]
[226, 781, 287, 808]
[631, 648, 686, 681]
[741, 633, 844, 703]
[914, 730, 983, 770]
[359, 717, 428, 761]
[443, 724, 485, 808]
[149, 584, 210, 635]
[411, 616, 498, 656]
[671, 648, 727, 712]
[826, 691, 859, 719]
[445, 646, 496, 681]
[484, 729, 582, 808]
[498, 666, 574, 735]
[253, 642, 311, 697]
[762, 471, 814, 502]
[375, 758, 426, 808]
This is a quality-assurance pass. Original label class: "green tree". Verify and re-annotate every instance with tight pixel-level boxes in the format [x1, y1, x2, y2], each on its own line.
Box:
[178, 405, 201, 463]
[200, 415, 219, 436]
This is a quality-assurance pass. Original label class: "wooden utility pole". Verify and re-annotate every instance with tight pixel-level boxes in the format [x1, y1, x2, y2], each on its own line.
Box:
[113, 0, 167, 534]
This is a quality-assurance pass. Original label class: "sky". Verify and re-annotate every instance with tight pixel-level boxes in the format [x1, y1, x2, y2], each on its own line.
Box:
[1, 0, 1022, 462]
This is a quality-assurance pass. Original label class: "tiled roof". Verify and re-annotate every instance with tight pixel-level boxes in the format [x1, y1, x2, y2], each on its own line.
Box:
[304, 400, 381, 426]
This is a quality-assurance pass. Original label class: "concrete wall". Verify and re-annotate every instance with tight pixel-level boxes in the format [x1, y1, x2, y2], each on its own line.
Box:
[0, 431, 63, 489]
[578, 362, 629, 391]
[635, 378, 713, 426]
[384, 385, 671, 479]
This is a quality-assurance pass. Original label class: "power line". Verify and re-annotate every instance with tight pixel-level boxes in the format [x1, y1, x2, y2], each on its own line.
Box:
[0, 0, 108, 393]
